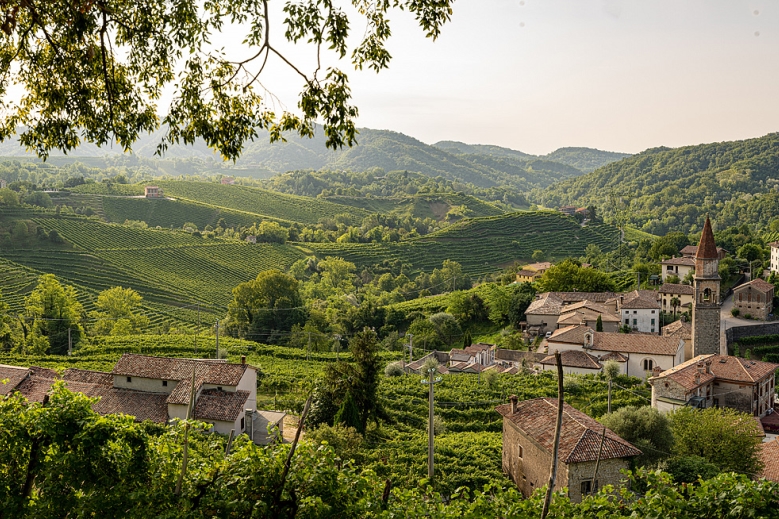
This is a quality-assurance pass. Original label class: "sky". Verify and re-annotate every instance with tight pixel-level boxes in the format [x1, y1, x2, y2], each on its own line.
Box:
[249, 0, 779, 155]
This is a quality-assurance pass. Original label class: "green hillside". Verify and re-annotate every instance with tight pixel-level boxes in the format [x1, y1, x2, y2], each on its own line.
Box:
[323, 192, 504, 220]
[304, 211, 620, 275]
[543, 147, 631, 173]
[541, 133, 779, 235]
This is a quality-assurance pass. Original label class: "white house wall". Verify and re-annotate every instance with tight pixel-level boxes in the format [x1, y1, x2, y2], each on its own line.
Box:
[237, 368, 258, 413]
[621, 308, 660, 334]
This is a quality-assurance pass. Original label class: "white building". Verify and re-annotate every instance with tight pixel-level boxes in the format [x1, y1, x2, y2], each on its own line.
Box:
[618, 290, 661, 334]
[0, 179, 6, 189]
[547, 325, 684, 378]
[771, 242, 779, 274]
[660, 257, 695, 282]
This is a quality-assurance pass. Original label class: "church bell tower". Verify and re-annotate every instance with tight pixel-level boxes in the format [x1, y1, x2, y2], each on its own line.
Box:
[691, 217, 721, 358]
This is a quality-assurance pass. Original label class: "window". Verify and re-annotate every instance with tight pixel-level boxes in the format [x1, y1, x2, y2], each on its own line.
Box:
[518, 445, 523, 459]
[162, 380, 168, 387]
[217, 386, 223, 391]
[651, 310, 656, 314]
[633, 319, 637, 326]
[580, 480, 598, 494]
[703, 288, 711, 302]
[241, 417, 245, 430]
[126, 376, 132, 383]
[651, 328, 655, 333]
[651, 318, 655, 325]
[643, 359, 654, 371]
[624, 319, 629, 325]
[757, 294, 762, 303]
[633, 311, 637, 314]
[739, 293, 743, 302]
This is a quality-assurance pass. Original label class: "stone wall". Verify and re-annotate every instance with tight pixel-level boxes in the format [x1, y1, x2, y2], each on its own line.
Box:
[565, 458, 632, 502]
[726, 323, 779, 352]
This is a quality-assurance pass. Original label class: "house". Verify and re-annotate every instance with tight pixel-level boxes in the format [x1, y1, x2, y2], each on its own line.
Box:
[617, 290, 661, 333]
[404, 351, 452, 375]
[525, 292, 618, 333]
[220, 176, 236, 185]
[547, 325, 684, 377]
[515, 262, 552, 284]
[559, 205, 577, 216]
[555, 301, 621, 332]
[496, 396, 641, 502]
[0, 355, 284, 445]
[448, 343, 496, 370]
[660, 256, 695, 282]
[680, 245, 727, 261]
[0, 179, 6, 189]
[759, 438, 779, 483]
[145, 186, 163, 198]
[770, 242, 779, 275]
[732, 278, 775, 320]
[494, 349, 546, 372]
[245, 235, 257, 244]
[658, 283, 694, 314]
[662, 318, 692, 361]
[649, 354, 778, 417]
[539, 350, 602, 375]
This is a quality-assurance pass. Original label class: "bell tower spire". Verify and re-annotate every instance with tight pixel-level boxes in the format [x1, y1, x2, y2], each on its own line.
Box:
[691, 217, 721, 358]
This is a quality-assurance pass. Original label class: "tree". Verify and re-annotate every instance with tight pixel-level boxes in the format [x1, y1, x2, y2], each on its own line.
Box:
[537, 259, 616, 293]
[664, 455, 720, 484]
[347, 328, 384, 431]
[333, 391, 362, 433]
[531, 250, 545, 262]
[670, 296, 680, 318]
[0, 288, 15, 352]
[428, 312, 462, 348]
[461, 329, 473, 349]
[595, 314, 603, 332]
[89, 286, 149, 336]
[669, 407, 764, 477]
[600, 405, 674, 469]
[22, 274, 83, 355]
[0, 1, 454, 160]
[225, 269, 306, 343]
[507, 283, 536, 328]
[306, 423, 364, 465]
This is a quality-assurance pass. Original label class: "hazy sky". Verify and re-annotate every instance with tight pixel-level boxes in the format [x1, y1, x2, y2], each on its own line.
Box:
[258, 0, 779, 155]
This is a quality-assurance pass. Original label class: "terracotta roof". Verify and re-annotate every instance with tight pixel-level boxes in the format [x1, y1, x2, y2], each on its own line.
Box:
[735, 278, 775, 294]
[495, 398, 641, 464]
[660, 257, 696, 266]
[194, 389, 250, 422]
[549, 325, 681, 356]
[14, 375, 54, 402]
[112, 354, 248, 387]
[541, 350, 602, 370]
[696, 217, 719, 259]
[654, 354, 779, 388]
[662, 319, 692, 339]
[619, 290, 660, 310]
[558, 308, 620, 326]
[680, 245, 726, 257]
[62, 369, 113, 386]
[549, 292, 617, 304]
[0, 364, 31, 395]
[526, 293, 564, 316]
[526, 262, 552, 271]
[760, 438, 779, 483]
[600, 351, 628, 362]
[464, 343, 494, 354]
[770, 241, 779, 249]
[659, 283, 694, 295]
[516, 269, 542, 278]
[495, 349, 546, 363]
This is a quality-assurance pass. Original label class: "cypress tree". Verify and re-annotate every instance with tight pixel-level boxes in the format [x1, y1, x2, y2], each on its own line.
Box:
[596, 314, 603, 332]
[333, 391, 362, 433]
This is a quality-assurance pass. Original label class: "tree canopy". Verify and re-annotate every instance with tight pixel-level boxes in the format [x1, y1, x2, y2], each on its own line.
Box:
[0, 0, 453, 160]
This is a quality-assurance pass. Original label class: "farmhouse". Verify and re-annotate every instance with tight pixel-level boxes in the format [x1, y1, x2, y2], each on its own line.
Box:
[649, 354, 778, 417]
[0, 179, 6, 189]
[0, 354, 284, 445]
[617, 290, 661, 334]
[658, 283, 694, 314]
[144, 186, 163, 198]
[539, 350, 602, 375]
[515, 262, 552, 283]
[556, 301, 621, 332]
[525, 291, 618, 333]
[732, 278, 775, 320]
[547, 325, 684, 377]
[771, 242, 779, 274]
[496, 396, 641, 502]
[660, 256, 696, 282]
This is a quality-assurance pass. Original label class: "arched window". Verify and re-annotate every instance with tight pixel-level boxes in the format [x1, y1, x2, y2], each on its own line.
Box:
[643, 358, 654, 371]
[703, 288, 711, 302]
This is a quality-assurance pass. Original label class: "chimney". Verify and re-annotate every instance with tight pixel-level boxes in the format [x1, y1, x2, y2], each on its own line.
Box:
[509, 395, 518, 414]
[694, 373, 701, 385]
[697, 362, 704, 374]
[241, 355, 246, 365]
[652, 366, 662, 377]
[705, 360, 712, 374]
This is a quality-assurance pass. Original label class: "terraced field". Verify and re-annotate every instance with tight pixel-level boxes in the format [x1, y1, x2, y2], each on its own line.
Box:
[156, 181, 371, 224]
[100, 196, 261, 229]
[305, 211, 620, 275]
[323, 193, 504, 220]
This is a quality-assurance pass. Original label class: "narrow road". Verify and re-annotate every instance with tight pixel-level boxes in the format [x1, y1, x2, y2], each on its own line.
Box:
[719, 294, 770, 354]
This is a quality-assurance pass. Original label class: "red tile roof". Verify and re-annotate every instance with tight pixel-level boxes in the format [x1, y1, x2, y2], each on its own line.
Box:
[654, 354, 779, 389]
[0, 364, 31, 396]
[62, 369, 113, 386]
[495, 398, 641, 464]
[541, 350, 602, 369]
[659, 283, 694, 296]
[550, 325, 681, 356]
[662, 319, 692, 340]
[660, 257, 696, 267]
[194, 389, 250, 422]
[696, 217, 718, 259]
[735, 278, 775, 294]
[112, 354, 248, 386]
[620, 290, 660, 310]
[759, 438, 779, 483]
[600, 351, 628, 362]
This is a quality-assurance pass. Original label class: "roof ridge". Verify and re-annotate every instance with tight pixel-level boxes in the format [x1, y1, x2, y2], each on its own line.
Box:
[735, 356, 757, 383]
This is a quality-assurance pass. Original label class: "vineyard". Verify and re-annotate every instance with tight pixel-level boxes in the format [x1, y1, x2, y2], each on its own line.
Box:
[305, 211, 622, 275]
[323, 192, 505, 220]
[0, 332, 651, 495]
[154, 181, 371, 225]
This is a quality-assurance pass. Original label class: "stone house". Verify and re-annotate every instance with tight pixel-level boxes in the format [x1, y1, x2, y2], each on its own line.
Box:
[0, 354, 284, 445]
[732, 278, 775, 320]
[496, 397, 641, 502]
[525, 292, 618, 333]
[559, 205, 577, 216]
[649, 354, 778, 417]
[680, 244, 727, 261]
[515, 262, 552, 284]
[548, 325, 684, 377]
[662, 318, 692, 361]
[539, 350, 602, 375]
[661, 256, 695, 282]
[618, 290, 661, 334]
[494, 349, 546, 372]
[245, 235, 257, 244]
[556, 301, 621, 332]
[658, 283, 694, 315]
[144, 186, 163, 198]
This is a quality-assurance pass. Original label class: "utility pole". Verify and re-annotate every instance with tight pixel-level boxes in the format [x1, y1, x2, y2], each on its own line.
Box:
[215, 319, 220, 359]
[333, 334, 342, 361]
[421, 367, 442, 481]
[541, 351, 564, 519]
[68, 328, 72, 356]
[407, 333, 413, 363]
[607, 378, 612, 414]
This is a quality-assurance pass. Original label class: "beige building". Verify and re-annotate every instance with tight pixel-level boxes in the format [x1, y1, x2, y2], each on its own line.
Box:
[547, 325, 684, 377]
[649, 354, 778, 417]
[658, 283, 694, 315]
[732, 278, 775, 320]
[525, 292, 617, 333]
[144, 186, 163, 198]
[662, 318, 693, 361]
[496, 397, 640, 502]
[679, 245, 727, 261]
[515, 262, 552, 283]
[0, 354, 283, 445]
[770, 242, 779, 275]
[660, 256, 696, 282]
[0, 179, 6, 189]
[556, 301, 621, 332]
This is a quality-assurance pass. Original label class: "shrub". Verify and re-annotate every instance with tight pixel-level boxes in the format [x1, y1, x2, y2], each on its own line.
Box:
[731, 308, 740, 317]
[744, 313, 752, 319]
[384, 361, 404, 377]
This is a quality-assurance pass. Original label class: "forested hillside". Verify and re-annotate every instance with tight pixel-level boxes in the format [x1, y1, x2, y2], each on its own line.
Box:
[542, 133, 779, 235]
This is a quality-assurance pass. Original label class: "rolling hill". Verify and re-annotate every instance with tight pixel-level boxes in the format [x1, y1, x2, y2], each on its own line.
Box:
[541, 133, 779, 235]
